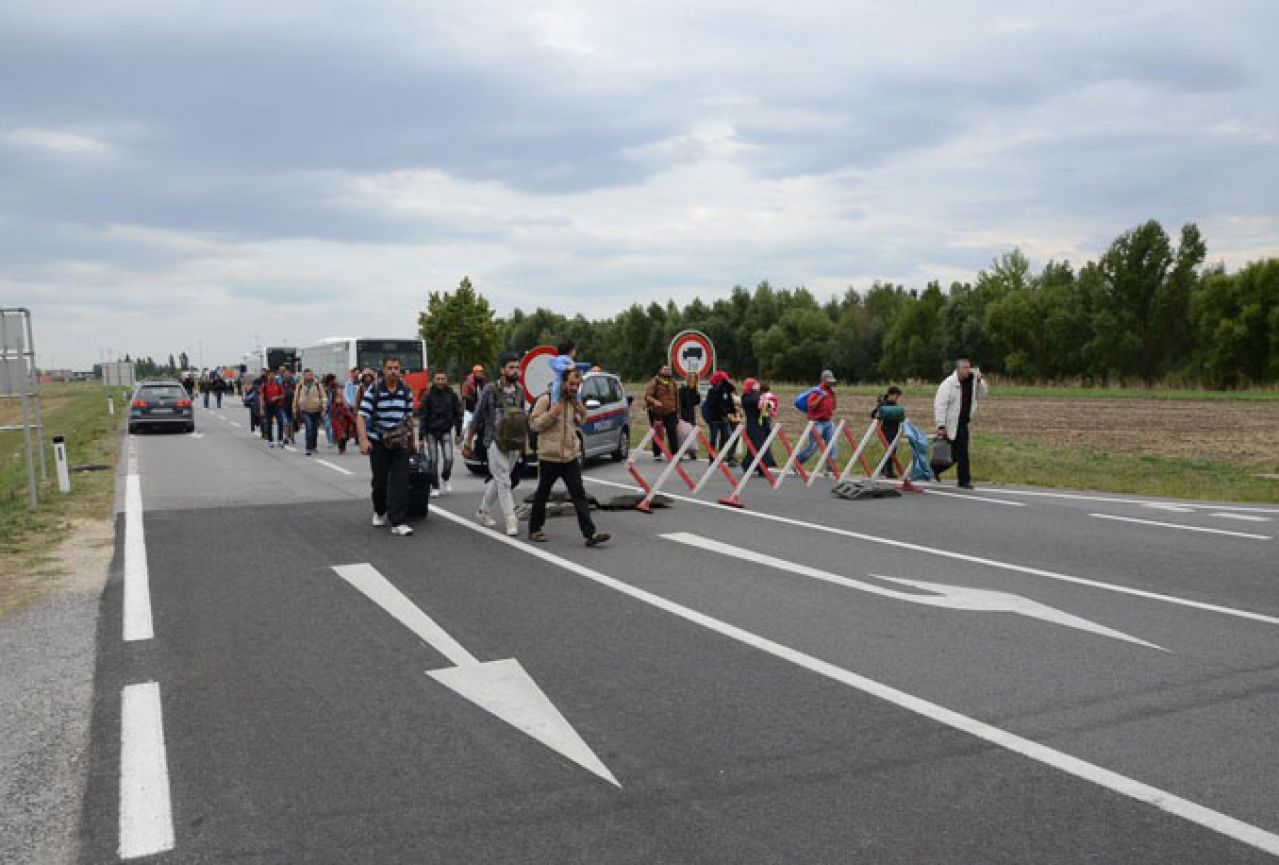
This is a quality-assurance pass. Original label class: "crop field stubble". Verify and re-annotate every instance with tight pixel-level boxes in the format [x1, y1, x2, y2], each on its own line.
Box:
[623, 381, 1279, 503]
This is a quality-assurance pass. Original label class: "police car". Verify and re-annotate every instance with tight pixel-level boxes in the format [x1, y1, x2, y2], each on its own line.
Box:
[463, 370, 632, 474]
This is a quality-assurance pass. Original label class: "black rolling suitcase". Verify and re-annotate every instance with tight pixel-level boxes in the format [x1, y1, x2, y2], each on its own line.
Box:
[407, 454, 434, 521]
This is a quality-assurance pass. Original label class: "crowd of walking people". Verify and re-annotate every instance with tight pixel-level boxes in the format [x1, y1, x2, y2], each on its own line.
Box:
[231, 348, 986, 542]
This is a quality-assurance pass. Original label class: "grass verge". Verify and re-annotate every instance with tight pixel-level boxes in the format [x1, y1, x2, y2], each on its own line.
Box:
[968, 433, 1279, 504]
[0, 383, 126, 617]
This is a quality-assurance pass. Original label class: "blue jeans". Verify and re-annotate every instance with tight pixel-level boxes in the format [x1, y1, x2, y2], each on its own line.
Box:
[300, 411, 322, 452]
[796, 420, 835, 465]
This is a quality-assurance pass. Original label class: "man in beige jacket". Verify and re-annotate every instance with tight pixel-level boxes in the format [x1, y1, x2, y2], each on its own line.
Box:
[293, 368, 329, 456]
[528, 369, 611, 547]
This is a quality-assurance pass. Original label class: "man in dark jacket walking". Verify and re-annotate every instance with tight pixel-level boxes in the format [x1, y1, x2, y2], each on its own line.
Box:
[418, 369, 463, 497]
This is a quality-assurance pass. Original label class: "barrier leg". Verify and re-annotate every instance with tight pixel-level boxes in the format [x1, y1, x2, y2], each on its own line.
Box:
[626, 428, 657, 499]
[837, 421, 881, 482]
[805, 420, 846, 486]
[875, 427, 923, 492]
[719, 424, 782, 508]
[637, 421, 704, 512]
[773, 423, 813, 488]
[694, 425, 744, 494]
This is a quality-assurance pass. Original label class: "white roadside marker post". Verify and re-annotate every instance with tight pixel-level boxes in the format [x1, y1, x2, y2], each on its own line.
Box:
[53, 434, 71, 493]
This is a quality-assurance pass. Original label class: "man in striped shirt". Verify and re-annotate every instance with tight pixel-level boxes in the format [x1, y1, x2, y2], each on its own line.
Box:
[357, 357, 418, 536]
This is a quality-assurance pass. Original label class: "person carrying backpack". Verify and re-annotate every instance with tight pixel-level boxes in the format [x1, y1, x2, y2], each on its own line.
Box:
[644, 363, 680, 460]
[871, 385, 903, 478]
[794, 370, 837, 466]
[528, 369, 611, 547]
[293, 368, 328, 456]
[464, 352, 526, 537]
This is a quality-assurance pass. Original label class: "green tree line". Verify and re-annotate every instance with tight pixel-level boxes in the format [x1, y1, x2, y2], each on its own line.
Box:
[423, 220, 1278, 386]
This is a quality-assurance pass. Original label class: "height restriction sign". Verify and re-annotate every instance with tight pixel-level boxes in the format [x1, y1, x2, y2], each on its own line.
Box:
[669, 330, 716, 380]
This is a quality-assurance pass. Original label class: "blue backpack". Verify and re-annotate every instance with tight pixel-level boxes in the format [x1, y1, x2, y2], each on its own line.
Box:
[794, 386, 822, 413]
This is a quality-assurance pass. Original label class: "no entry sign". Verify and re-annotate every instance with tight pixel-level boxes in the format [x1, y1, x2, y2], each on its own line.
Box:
[669, 330, 716, 380]
[519, 344, 558, 405]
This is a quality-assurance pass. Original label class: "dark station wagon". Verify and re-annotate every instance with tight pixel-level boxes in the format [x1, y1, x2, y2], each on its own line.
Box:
[128, 380, 195, 434]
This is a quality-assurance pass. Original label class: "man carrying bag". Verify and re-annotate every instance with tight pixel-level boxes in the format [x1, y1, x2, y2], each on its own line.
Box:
[357, 357, 418, 536]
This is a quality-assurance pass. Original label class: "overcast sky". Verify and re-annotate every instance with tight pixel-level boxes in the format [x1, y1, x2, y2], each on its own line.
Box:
[3, 0, 1276, 370]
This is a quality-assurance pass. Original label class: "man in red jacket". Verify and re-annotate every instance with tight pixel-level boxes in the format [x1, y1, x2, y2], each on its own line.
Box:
[261, 372, 286, 448]
[795, 369, 837, 465]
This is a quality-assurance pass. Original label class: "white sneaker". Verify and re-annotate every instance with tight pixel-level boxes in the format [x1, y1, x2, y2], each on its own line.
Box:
[505, 515, 519, 536]
[475, 509, 496, 528]
[430, 488, 441, 498]
[390, 524, 413, 536]
[372, 513, 388, 527]
[444, 481, 452, 494]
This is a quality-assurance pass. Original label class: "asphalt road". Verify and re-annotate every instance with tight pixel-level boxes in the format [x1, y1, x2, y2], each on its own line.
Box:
[77, 404, 1279, 863]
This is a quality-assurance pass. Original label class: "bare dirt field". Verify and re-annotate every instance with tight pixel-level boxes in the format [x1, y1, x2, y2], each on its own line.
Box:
[626, 387, 1279, 470]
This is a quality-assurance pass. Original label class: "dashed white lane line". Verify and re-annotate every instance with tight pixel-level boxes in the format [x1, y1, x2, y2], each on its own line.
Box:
[119, 682, 174, 859]
[584, 477, 1279, 626]
[1210, 512, 1271, 523]
[123, 475, 155, 642]
[1090, 513, 1271, 541]
[971, 487, 1279, 514]
[228, 420, 242, 428]
[315, 459, 354, 476]
[430, 504, 1279, 859]
[924, 488, 1026, 507]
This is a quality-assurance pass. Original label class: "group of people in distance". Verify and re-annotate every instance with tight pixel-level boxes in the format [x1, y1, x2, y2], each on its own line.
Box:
[242, 347, 612, 546]
[236, 348, 987, 542]
[643, 356, 988, 488]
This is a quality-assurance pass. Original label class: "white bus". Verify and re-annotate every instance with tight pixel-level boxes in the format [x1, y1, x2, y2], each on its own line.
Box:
[299, 337, 430, 393]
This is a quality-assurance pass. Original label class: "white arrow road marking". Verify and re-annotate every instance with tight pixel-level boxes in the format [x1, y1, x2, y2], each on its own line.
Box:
[662, 533, 1162, 650]
[1091, 513, 1271, 541]
[315, 459, 353, 476]
[331, 563, 619, 787]
[584, 477, 1279, 627]
[429, 505, 1279, 859]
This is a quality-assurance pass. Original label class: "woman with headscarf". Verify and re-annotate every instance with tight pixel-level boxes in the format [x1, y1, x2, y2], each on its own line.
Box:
[739, 378, 777, 475]
[701, 370, 740, 467]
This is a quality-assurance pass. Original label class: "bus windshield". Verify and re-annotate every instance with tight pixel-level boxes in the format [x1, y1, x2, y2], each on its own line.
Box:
[356, 340, 425, 373]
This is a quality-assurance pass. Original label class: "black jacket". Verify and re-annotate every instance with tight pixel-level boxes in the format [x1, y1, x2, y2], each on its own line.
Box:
[418, 385, 463, 437]
[701, 381, 736, 422]
[679, 385, 700, 424]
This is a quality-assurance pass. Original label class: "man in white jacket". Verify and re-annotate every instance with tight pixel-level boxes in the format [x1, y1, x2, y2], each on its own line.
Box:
[933, 357, 988, 489]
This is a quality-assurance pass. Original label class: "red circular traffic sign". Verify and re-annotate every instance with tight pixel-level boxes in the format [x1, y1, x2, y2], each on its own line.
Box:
[669, 330, 716, 380]
[519, 345, 558, 405]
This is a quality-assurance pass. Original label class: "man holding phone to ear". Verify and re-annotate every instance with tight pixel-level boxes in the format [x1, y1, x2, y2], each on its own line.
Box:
[934, 357, 988, 490]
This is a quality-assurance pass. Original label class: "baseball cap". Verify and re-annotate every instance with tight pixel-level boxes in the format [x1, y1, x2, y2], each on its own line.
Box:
[821, 369, 837, 383]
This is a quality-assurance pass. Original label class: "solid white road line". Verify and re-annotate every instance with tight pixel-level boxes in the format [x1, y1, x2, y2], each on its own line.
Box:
[1090, 513, 1271, 541]
[584, 477, 1279, 626]
[970, 487, 1279, 514]
[924, 489, 1026, 507]
[430, 505, 1279, 858]
[1210, 512, 1272, 523]
[119, 682, 174, 860]
[123, 475, 154, 642]
[315, 459, 354, 476]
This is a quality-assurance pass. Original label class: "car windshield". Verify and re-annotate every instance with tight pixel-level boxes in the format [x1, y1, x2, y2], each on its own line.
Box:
[140, 386, 186, 400]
